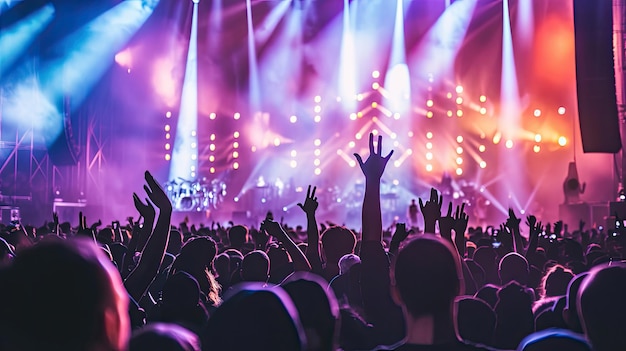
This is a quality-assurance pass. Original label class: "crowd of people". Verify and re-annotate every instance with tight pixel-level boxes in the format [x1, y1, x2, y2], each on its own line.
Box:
[0, 133, 624, 351]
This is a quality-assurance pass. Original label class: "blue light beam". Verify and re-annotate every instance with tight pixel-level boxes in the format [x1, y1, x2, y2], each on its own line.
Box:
[0, 3, 55, 78]
[384, 0, 410, 114]
[170, 1, 199, 182]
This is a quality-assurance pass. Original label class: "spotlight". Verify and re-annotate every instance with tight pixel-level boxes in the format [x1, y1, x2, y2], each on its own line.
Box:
[192, 0, 199, 3]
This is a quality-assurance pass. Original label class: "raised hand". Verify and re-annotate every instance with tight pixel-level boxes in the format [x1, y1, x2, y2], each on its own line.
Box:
[143, 171, 172, 212]
[554, 220, 563, 238]
[392, 223, 410, 244]
[353, 133, 394, 181]
[297, 185, 319, 215]
[525, 215, 537, 230]
[438, 202, 455, 240]
[133, 193, 156, 219]
[505, 208, 521, 231]
[419, 188, 443, 234]
[261, 219, 285, 240]
[453, 203, 469, 238]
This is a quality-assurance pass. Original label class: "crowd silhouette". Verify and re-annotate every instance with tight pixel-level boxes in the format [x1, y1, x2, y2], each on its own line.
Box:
[0, 133, 624, 351]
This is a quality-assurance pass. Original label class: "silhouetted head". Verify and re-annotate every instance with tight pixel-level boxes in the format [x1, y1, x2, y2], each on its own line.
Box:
[130, 323, 200, 351]
[499, 252, 529, 286]
[0, 238, 129, 351]
[475, 284, 499, 309]
[320, 226, 356, 263]
[338, 254, 361, 275]
[563, 272, 588, 333]
[578, 263, 626, 351]
[240, 250, 270, 283]
[177, 236, 217, 269]
[456, 297, 496, 346]
[202, 283, 306, 351]
[213, 253, 230, 278]
[228, 225, 248, 249]
[391, 236, 462, 318]
[540, 264, 574, 299]
[282, 272, 339, 351]
[97, 227, 115, 245]
[494, 281, 535, 349]
[160, 271, 208, 331]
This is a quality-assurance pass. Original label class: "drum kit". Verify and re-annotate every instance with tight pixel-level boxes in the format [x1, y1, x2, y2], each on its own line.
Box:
[164, 177, 227, 212]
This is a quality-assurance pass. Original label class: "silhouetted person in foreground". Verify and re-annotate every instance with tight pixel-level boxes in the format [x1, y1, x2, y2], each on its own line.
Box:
[0, 238, 130, 351]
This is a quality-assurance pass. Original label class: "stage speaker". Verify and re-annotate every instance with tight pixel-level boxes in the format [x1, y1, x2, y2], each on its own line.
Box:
[573, 0, 622, 153]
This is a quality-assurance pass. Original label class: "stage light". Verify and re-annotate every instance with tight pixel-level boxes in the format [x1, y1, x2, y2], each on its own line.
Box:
[233, 142, 239, 148]
[165, 133, 171, 140]
[493, 133, 501, 144]
[479, 107, 487, 115]
[558, 136, 567, 146]
[233, 151, 239, 158]
[209, 144, 215, 151]
[372, 129, 379, 135]
[191, 142, 197, 148]
[356, 133, 362, 140]
[290, 160, 297, 168]
[456, 157, 463, 165]
[534, 134, 542, 142]
[349, 141, 355, 148]
[190, 166, 195, 171]
[233, 162, 239, 170]
[349, 161, 356, 167]
[274, 138, 281, 146]
[533, 109, 541, 117]
[210, 133, 216, 141]
[314, 159, 321, 166]
[393, 113, 401, 120]
[191, 130, 196, 137]
[456, 168, 463, 175]
[457, 135, 464, 143]
[371, 102, 378, 108]
[456, 110, 463, 117]
[456, 97, 463, 105]
[557, 106, 566, 115]
[426, 142, 433, 150]
[479, 145, 486, 152]
[426, 132, 433, 139]
[426, 111, 433, 118]
[289, 115, 297, 123]
[234, 131, 240, 138]
[357, 112, 363, 118]
[426, 99, 434, 107]
[314, 168, 321, 175]
[446, 92, 453, 99]
[372, 70, 380, 78]
[447, 110, 453, 117]
[314, 149, 321, 156]
[165, 154, 171, 161]
[314, 115, 321, 123]
[166, 111, 171, 118]
[479, 161, 487, 168]
[394, 161, 401, 168]
[426, 152, 433, 160]
[314, 95, 321, 103]
[479, 95, 487, 102]
[190, 172, 196, 178]
[314, 105, 321, 113]
[192, 0, 199, 4]
[505, 140, 514, 149]
[372, 82, 380, 90]
[251, 146, 256, 152]
[234, 112, 241, 120]
[209, 155, 215, 162]
[291, 150, 297, 157]
[210, 113, 216, 119]
[165, 124, 170, 131]
[408, 131, 414, 137]
[426, 164, 433, 172]
[191, 154, 197, 160]
[210, 167, 215, 174]
[533, 145, 540, 153]
[456, 85, 464, 94]
[357, 94, 363, 101]
[314, 139, 321, 146]
[456, 147, 463, 154]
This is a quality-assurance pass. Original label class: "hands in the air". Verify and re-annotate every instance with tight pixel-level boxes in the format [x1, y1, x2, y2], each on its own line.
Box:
[353, 133, 394, 181]
[297, 185, 318, 215]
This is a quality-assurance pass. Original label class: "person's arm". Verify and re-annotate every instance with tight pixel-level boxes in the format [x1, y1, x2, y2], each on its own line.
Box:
[124, 171, 171, 302]
[453, 203, 469, 258]
[353, 133, 394, 243]
[506, 209, 523, 254]
[389, 222, 409, 256]
[121, 194, 156, 278]
[419, 188, 443, 234]
[439, 202, 455, 243]
[299, 185, 323, 274]
[524, 215, 541, 257]
[262, 219, 311, 272]
[354, 134, 403, 345]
